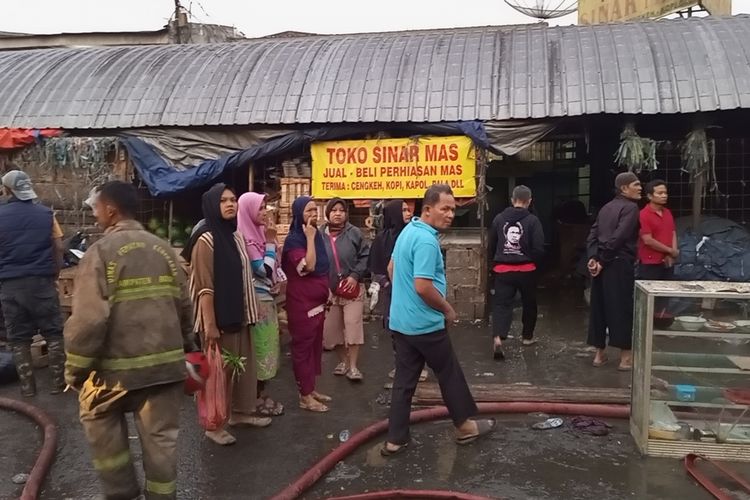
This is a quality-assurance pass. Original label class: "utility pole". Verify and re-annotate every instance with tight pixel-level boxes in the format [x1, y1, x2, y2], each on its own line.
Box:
[173, 0, 182, 44]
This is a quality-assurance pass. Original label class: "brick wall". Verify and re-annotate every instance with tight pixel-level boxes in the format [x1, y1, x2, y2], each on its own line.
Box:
[442, 231, 487, 320]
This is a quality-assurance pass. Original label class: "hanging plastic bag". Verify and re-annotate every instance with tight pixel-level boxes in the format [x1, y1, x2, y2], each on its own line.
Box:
[197, 341, 228, 431]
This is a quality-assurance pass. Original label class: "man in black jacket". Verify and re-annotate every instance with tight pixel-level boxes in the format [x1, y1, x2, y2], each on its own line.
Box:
[586, 172, 641, 371]
[488, 185, 545, 359]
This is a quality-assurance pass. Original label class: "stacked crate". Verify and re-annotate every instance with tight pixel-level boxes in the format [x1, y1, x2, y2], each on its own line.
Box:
[278, 178, 311, 225]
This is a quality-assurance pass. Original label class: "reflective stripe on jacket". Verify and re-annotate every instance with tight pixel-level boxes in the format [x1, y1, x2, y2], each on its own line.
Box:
[64, 220, 195, 390]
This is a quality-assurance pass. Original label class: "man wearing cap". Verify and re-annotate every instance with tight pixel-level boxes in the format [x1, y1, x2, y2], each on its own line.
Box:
[0, 168, 66, 396]
[586, 172, 642, 371]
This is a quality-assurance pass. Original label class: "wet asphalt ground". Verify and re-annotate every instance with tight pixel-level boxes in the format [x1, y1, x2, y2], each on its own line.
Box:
[0, 287, 741, 499]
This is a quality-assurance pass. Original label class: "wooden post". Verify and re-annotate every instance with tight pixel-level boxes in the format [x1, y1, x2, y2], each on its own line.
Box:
[167, 200, 174, 244]
[692, 169, 705, 233]
[112, 147, 130, 181]
[247, 162, 254, 192]
[477, 148, 489, 320]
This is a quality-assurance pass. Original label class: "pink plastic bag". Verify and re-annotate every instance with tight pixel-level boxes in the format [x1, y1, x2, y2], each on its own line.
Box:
[197, 342, 227, 431]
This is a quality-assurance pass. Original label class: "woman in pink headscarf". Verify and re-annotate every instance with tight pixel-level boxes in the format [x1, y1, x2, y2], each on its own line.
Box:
[237, 192, 284, 416]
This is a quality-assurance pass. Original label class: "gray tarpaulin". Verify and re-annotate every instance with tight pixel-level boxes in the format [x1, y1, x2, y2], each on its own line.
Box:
[117, 120, 558, 196]
[119, 127, 296, 169]
[484, 120, 558, 156]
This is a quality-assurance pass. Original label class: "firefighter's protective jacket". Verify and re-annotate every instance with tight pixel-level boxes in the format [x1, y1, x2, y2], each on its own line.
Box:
[64, 219, 196, 390]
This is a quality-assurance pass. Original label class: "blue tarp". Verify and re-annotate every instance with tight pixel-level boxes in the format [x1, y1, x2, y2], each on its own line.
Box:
[121, 122, 489, 197]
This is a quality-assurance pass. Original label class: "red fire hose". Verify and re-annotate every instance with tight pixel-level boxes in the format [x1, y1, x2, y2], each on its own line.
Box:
[271, 402, 630, 500]
[0, 397, 58, 500]
[329, 491, 496, 500]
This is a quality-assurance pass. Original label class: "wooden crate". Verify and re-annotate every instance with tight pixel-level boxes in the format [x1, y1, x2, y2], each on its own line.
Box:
[58, 267, 77, 311]
[280, 177, 311, 207]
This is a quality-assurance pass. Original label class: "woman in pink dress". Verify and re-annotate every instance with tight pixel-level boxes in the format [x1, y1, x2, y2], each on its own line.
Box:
[281, 196, 332, 412]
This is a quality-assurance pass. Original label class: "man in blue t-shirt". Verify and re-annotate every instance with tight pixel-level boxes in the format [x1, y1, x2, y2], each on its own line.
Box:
[382, 184, 496, 457]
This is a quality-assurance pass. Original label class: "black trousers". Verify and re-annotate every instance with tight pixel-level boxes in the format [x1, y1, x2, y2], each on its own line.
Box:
[388, 329, 477, 445]
[637, 263, 674, 281]
[0, 276, 63, 344]
[587, 258, 635, 350]
[492, 271, 537, 340]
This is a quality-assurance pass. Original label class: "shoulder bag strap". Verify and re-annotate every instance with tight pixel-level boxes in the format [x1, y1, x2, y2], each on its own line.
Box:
[328, 234, 343, 275]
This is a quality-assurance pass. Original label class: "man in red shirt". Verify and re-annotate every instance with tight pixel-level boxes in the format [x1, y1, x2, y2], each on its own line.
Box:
[638, 179, 678, 280]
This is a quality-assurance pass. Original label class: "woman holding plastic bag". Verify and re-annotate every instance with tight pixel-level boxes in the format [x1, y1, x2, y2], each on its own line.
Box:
[237, 192, 284, 417]
[182, 183, 270, 446]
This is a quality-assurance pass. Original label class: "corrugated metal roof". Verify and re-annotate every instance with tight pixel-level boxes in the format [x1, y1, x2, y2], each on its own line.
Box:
[1, 15, 750, 129]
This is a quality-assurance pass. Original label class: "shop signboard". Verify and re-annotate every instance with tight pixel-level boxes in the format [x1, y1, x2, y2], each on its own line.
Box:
[311, 136, 476, 199]
[578, 0, 698, 24]
[700, 0, 731, 15]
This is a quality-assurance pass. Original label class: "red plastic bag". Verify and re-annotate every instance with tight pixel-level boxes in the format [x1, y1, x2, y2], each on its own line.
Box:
[197, 342, 228, 431]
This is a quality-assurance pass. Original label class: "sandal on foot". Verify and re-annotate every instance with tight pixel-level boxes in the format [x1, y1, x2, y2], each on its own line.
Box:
[261, 397, 285, 416]
[380, 441, 409, 457]
[617, 363, 632, 372]
[346, 368, 364, 382]
[255, 402, 275, 417]
[593, 355, 609, 367]
[312, 391, 332, 402]
[522, 338, 538, 346]
[300, 399, 329, 413]
[205, 429, 236, 446]
[456, 418, 497, 445]
[333, 362, 348, 376]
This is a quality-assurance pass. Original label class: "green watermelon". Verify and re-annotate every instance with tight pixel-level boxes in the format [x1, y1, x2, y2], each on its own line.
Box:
[147, 218, 161, 232]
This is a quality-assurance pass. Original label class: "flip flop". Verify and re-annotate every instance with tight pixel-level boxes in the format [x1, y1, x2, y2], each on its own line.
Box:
[311, 391, 332, 402]
[456, 418, 497, 445]
[205, 429, 237, 446]
[592, 355, 608, 367]
[380, 441, 409, 457]
[299, 399, 329, 413]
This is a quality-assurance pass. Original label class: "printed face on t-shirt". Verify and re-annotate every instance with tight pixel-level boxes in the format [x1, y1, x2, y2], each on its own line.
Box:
[503, 222, 523, 254]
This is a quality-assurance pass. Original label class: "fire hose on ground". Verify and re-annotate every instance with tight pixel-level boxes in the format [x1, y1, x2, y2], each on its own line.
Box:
[0, 396, 58, 500]
[3, 397, 745, 499]
[271, 402, 630, 500]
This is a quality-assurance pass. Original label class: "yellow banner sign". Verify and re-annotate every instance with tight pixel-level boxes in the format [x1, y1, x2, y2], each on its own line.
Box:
[700, 0, 731, 15]
[311, 136, 476, 199]
[578, 0, 694, 24]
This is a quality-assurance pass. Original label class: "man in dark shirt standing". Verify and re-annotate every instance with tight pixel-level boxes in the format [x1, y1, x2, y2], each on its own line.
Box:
[0, 169, 65, 396]
[638, 179, 678, 280]
[586, 172, 641, 371]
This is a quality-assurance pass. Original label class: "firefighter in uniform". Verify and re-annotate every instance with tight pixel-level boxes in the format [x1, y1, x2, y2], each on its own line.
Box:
[64, 181, 196, 500]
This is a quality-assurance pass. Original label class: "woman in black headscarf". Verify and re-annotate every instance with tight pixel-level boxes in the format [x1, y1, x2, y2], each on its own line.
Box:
[368, 199, 412, 327]
[281, 196, 333, 412]
[368, 200, 427, 381]
[183, 183, 266, 445]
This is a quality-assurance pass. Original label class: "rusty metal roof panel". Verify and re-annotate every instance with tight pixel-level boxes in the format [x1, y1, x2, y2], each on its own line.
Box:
[1, 15, 750, 129]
